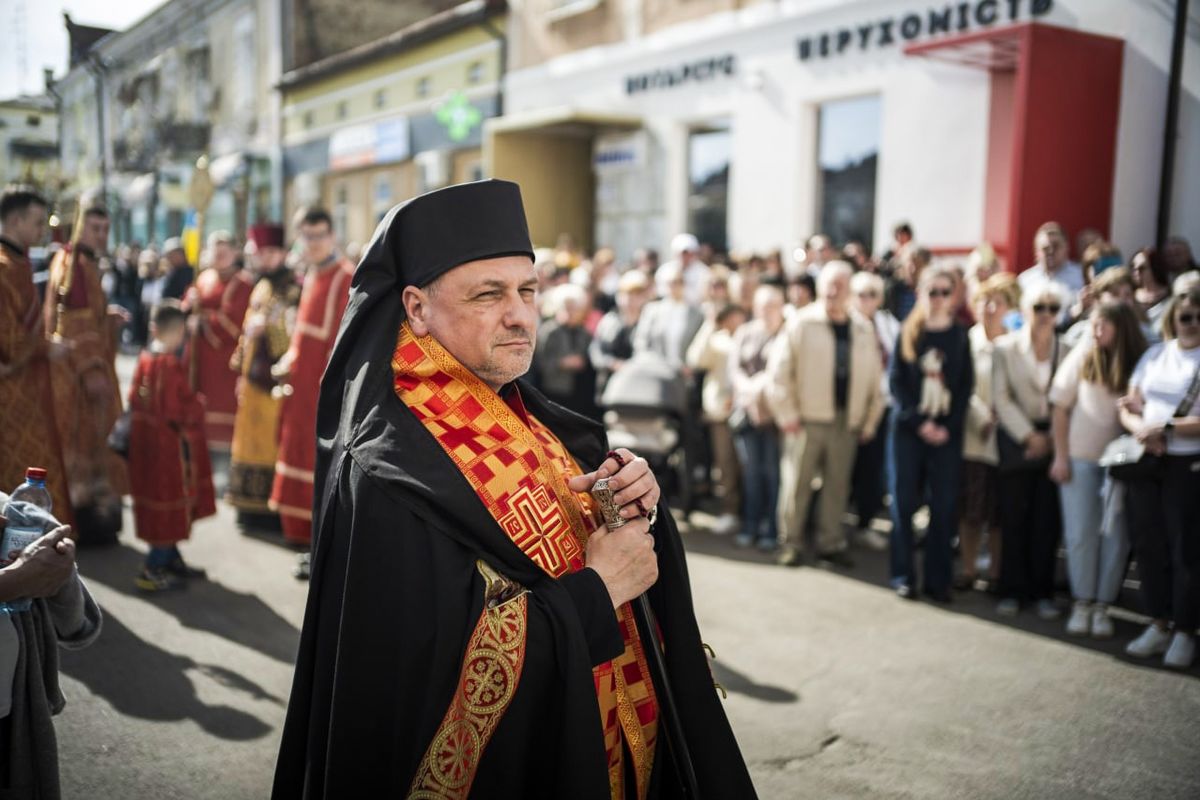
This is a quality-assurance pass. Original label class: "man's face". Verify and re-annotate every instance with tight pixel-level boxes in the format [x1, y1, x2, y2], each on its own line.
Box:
[167, 249, 187, 268]
[252, 245, 287, 274]
[5, 203, 48, 250]
[1036, 232, 1067, 270]
[404, 256, 539, 392]
[300, 221, 335, 263]
[822, 273, 850, 318]
[81, 213, 110, 254]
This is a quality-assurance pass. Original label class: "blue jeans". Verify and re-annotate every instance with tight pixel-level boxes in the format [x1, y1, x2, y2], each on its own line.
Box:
[1059, 459, 1128, 604]
[733, 425, 780, 543]
[888, 422, 962, 594]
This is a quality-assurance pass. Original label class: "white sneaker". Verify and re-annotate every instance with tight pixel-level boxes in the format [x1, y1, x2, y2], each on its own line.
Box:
[1066, 601, 1091, 636]
[1090, 606, 1114, 639]
[1125, 625, 1172, 658]
[1036, 599, 1061, 621]
[855, 528, 889, 551]
[1163, 632, 1196, 669]
[711, 513, 739, 536]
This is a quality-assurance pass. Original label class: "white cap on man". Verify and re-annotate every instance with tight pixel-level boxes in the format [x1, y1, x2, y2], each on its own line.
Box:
[670, 233, 699, 256]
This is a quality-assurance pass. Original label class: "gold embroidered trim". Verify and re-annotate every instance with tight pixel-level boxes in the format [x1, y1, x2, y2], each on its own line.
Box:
[408, 560, 528, 799]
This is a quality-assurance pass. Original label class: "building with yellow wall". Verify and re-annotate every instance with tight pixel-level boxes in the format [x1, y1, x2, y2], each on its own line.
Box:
[280, 0, 506, 249]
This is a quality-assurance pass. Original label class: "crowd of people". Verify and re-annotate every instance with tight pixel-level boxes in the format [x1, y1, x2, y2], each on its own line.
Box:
[3, 180, 1200, 674]
[522, 222, 1200, 671]
[1, 185, 354, 591]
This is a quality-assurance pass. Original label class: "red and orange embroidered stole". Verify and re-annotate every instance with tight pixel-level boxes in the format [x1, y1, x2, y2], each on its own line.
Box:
[393, 322, 659, 800]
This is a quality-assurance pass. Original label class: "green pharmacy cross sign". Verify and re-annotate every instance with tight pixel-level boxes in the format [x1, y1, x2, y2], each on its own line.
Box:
[436, 92, 483, 142]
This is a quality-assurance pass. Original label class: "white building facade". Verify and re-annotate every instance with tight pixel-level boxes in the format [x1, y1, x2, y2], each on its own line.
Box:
[493, 0, 1199, 267]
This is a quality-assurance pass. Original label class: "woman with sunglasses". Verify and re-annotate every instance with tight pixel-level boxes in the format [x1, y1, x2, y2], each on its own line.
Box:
[1049, 302, 1147, 637]
[887, 266, 974, 601]
[1132, 247, 1172, 344]
[992, 283, 1069, 619]
[1117, 285, 1200, 668]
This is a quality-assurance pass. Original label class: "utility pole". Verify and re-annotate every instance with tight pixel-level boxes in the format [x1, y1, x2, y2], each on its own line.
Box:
[1157, 0, 1190, 248]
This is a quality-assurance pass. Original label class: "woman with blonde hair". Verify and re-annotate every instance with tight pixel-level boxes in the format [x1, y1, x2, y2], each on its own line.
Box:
[993, 282, 1069, 619]
[1049, 302, 1147, 637]
[887, 266, 974, 601]
[957, 272, 1020, 590]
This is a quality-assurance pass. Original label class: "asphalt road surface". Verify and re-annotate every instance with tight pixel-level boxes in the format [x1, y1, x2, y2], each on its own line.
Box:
[50, 355, 1200, 799]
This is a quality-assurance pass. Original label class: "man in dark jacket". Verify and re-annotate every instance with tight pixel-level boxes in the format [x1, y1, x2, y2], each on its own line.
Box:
[159, 237, 195, 301]
[272, 180, 755, 799]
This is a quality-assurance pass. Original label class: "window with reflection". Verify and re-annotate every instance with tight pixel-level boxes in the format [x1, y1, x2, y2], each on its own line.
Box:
[687, 126, 731, 254]
[817, 95, 880, 252]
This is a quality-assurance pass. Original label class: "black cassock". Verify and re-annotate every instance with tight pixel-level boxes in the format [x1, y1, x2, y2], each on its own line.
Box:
[272, 187, 757, 799]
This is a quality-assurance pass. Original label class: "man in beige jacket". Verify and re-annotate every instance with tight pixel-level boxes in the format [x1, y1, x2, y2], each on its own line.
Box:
[768, 261, 886, 567]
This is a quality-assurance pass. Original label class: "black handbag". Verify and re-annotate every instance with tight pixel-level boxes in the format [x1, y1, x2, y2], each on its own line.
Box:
[996, 419, 1052, 473]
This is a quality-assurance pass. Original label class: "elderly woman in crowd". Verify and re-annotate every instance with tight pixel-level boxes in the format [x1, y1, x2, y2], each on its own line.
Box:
[1118, 285, 1200, 669]
[958, 273, 1020, 591]
[993, 282, 1069, 619]
[888, 266, 974, 601]
[728, 285, 787, 550]
[848, 270, 899, 550]
[1049, 302, 1147, 637]
[534, 283, 598, 419]
[590, 270, 651, 396]
[688, 302, 749, 536]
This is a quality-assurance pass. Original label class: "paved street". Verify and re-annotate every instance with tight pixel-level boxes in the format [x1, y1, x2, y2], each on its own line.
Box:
[53, 496, 1200, 799]
[51, 357, 1200, 800]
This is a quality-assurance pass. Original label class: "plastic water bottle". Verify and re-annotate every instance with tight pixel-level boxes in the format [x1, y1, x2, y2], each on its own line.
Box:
[9, 468, 53, 514]
[1, 467, 54, 613]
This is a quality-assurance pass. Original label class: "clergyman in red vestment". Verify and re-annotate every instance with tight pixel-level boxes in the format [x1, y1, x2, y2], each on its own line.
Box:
[182, 231, 254, 454]
[42, 203, 127, 541]
[269, 208, 353, 578]
[0, 187, 72, 524]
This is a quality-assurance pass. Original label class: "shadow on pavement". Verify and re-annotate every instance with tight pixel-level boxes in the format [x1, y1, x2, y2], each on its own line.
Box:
[59, 611, 276, 740]
[682, 499, 1200, 679]
[75, 541, 301, 665]
[712, 660, 799, 704]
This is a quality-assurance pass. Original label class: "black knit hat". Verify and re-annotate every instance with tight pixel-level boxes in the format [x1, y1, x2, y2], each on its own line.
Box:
[390, 179, 534, 289]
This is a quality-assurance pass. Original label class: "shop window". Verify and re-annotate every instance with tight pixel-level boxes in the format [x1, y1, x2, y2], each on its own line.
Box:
[687, 126, 731, 255]
[374, 88, 387, 110]
[374, 174, 393, 223]
[817, 95, 880, 252]
[417, 77, 431, 98]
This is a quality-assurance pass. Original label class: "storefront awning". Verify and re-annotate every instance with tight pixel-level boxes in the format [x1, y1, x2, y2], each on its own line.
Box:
[904, 25, 1022, 71]
[484, 106, 642, 137]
